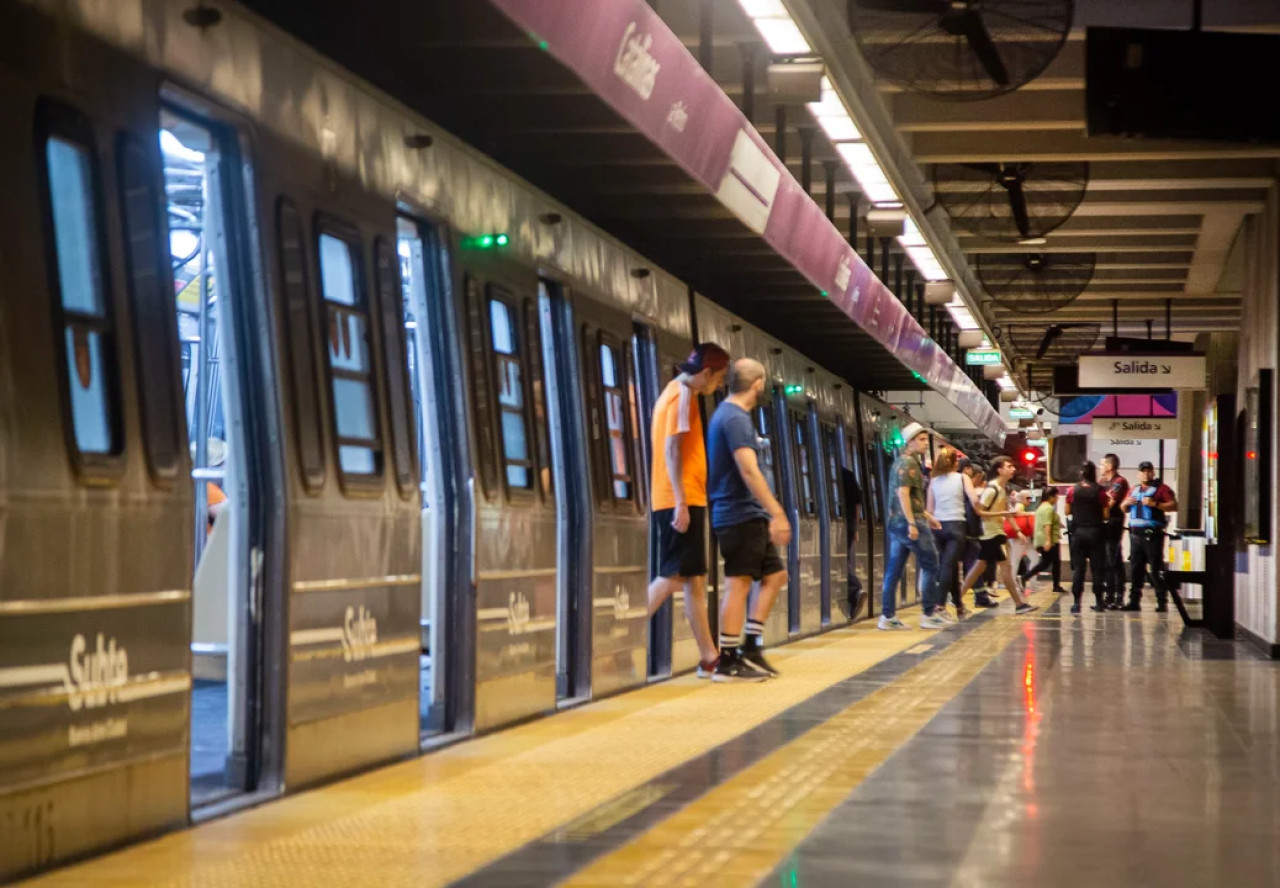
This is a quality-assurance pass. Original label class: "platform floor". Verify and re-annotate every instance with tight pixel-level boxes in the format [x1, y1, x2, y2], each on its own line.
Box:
[20, 588, 1280, 887]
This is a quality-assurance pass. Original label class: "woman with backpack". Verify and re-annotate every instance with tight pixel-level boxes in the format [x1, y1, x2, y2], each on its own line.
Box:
[1065, 461, 1111, 614]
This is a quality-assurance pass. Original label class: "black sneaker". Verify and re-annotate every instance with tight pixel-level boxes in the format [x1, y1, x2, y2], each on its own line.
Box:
[712, 651, 769, 683]
[740, 644, 779, 678]
[1120, 602, 1141, 612]
[1155, 603, 1169, 613]
[973, 593, 1000, 609]
[1070, 604, 1082, 615]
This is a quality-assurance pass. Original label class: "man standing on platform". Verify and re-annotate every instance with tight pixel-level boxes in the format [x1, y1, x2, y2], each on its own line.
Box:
[646, 342, 730, 677]
[706, 358, 791, 681]
[879, 422, 944, 630]
[1099, 453, 1130, 609]
[1119, 460, 1178, 612]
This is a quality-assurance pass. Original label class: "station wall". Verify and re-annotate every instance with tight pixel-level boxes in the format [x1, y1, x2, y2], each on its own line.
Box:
[1234, 183, 1280, 652]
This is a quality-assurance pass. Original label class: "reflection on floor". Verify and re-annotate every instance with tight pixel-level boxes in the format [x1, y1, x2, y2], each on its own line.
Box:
[190, 679, 229, 802]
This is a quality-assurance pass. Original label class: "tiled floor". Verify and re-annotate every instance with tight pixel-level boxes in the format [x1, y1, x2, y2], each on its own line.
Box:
[19, 590, 1280, 887]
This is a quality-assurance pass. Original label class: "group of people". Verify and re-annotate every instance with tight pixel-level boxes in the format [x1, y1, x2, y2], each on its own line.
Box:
[877, 423, 1039, 631]
[642, 342, 1180, 681]
[645, 343, 790, 683]
[1061, 454, 1178, 614]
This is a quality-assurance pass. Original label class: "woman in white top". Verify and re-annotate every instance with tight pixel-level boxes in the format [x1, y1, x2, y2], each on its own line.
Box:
[927, 449, 973, 618]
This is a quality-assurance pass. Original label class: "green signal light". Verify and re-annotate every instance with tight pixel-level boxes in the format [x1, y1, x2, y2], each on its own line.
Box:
[463, 232, 509, 250]
[784, 384, 803, 395]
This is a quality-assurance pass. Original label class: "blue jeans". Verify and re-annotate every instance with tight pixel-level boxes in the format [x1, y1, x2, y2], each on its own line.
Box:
[933, 520, 968, 610]
[883, 520, 940, 618]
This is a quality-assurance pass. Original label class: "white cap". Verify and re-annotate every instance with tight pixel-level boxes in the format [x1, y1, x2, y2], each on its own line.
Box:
[901, 421, 930, 443]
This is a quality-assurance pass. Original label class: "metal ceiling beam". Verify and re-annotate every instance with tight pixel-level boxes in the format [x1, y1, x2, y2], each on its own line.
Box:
[914, 131, 1280, 163]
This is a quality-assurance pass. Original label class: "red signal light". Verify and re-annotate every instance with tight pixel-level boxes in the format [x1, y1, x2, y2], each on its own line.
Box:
[1020, 448, 1038, 465]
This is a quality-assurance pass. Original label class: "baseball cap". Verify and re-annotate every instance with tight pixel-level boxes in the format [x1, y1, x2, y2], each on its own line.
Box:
[678, 342, 730, 375]
[901, 421, 930, 442]
[1138, 460, 1155, 471]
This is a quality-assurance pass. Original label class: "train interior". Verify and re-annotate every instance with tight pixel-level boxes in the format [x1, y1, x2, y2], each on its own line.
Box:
[160, 108, 258, 805]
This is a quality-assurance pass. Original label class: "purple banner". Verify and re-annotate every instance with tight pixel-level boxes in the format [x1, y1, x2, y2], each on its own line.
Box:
[487, 0, 1006, 442]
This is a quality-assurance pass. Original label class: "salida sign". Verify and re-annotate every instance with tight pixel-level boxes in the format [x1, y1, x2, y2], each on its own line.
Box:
[1091, 417, 1176, 440]
[1078, 354, 1206, 390]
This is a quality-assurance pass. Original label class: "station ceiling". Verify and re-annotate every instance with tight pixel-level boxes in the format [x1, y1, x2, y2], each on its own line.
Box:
[240, 0, 965, 393]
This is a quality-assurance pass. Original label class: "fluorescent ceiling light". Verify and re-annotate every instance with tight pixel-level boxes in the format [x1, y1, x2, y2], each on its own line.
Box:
[947, 303, 980, 330]
[738, 0, 813, 55]
[835, 142, 897, 205]
[807, 78, 861, 142]
[904, 244, 947, 281]
[996, 375, 1018, 391]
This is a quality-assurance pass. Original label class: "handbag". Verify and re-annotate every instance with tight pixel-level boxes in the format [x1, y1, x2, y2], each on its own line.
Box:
[963, 488, 983, 539]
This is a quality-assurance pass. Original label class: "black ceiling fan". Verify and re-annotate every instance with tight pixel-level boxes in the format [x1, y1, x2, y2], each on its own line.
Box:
[933, 161, 1089, 241]
[1034, 322, 1097, 360]
[847, 0, 1074, 101]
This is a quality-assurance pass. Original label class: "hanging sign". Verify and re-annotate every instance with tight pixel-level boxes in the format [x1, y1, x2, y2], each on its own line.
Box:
[1078, 354, 1206, 390]
[965, 348, 1002, 366]
[1009, 407, 1034, 419]
[1091, 417, 1177, 440]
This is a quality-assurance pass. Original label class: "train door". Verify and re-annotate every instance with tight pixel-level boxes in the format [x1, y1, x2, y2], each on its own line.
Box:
[628, 324, 668, 677]
[843, 427, 871, 618]
[159, 106, 272, 805]
[863, 428, 887, 617]
[463, 264, 557, 730]
[754, 399, 790, 645]
[821, 422, 846, 625]
[791, 405, 822, 635]
[396, 215, 466, 738]
[577, 303, 651, 697]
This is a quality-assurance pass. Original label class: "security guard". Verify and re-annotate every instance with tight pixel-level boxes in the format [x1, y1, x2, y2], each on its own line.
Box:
[1119, 461, 1178, 612]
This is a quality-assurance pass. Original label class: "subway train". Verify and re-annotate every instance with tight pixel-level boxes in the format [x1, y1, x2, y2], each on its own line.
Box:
[0, 0, 966, 877]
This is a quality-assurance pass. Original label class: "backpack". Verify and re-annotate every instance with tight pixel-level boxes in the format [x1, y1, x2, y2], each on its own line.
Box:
[964, 487, 984, 539]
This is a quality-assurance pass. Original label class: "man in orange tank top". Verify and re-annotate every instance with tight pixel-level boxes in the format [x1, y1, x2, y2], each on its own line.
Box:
[647, 343, 729, 677]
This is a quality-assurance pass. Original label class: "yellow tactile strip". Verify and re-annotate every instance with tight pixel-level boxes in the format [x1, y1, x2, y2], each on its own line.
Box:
[21, 611, 947, 888]
[562, 593, 1050, 887]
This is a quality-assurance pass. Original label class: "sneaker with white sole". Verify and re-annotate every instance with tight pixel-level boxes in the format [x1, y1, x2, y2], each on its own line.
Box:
[878, 615, 910, 631]
[932, 609, 957, 624]
[695, 657, 720, 679]
[1015, 603, 1038, 615]
[712, 651, 769, 682]
[920, 614, 948, 630]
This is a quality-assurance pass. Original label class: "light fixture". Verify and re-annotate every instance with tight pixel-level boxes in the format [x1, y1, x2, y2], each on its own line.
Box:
[835, 142, 898, 205]
[806, 77, 860, 142]
[946, 303, 980, 330]
[737, 0, 812, 54]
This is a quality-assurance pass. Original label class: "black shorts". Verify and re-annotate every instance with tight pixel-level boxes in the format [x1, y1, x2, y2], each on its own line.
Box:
[978, 534, 1008, 563]
[654, 506, 707, 578]
[715, 518, 786, 581]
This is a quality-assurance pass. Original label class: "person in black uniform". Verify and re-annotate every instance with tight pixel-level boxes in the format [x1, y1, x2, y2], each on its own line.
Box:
[1064, 461, 1110, 615]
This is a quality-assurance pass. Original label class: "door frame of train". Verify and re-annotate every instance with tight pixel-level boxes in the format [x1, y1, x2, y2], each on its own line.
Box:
[774, 388, 802, 634]
[853, 393, 876, 618]
[629, 322, 671, 679]
[395, 203, 473, 744]
[158, 84, 287, 810]
[536, 277, 593, 704]
[809, 405, 831, 627]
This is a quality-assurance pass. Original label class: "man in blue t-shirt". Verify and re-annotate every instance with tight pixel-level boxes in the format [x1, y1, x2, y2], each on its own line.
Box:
[706, 358, 791, 681]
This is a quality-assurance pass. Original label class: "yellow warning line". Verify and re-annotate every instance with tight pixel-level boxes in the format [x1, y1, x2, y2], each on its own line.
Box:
[20, 610, 945, 888]
[561, 594, 1050, 887]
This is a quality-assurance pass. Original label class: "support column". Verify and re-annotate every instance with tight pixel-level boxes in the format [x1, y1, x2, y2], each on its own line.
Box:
[699, 0, 714, 73]
[774, 104, 787, 163]
[799, 126, 815, 196]
[739, 42, 757, 123]
[824, 160, 839, 222]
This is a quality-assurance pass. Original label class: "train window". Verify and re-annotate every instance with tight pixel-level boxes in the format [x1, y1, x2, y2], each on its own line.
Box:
[626, 335, 648, 513]
[488, 295, 534, 493]
[374, 237, 417, 498]
[277, 199, 326, 490]
[464, 277, 498, 499]
[40, 125, 124, 463]
[793, 412, 815, 516]
[823, 425, 843, 519]
[117, 134, 181, 483]
[598, 336, 633, 502]
[317, 227, 383, 480]
[756, 404, 779, 497]
[523, 299, 552, 499]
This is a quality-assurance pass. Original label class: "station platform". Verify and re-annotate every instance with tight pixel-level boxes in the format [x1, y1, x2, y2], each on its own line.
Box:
[19, 588, 1280, 888]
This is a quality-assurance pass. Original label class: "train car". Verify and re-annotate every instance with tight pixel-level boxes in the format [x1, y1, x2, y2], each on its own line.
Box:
[0, 0, 995, 878]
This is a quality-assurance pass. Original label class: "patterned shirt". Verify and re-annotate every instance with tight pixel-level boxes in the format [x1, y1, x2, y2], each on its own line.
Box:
[887, 451, 926, 525]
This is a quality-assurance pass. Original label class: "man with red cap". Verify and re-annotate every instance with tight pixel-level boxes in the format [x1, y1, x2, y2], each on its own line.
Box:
[646, 342, 731, 676]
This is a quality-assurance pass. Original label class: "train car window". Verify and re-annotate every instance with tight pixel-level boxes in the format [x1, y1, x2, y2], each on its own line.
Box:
[864, 441, 884, 524]
[487, 294, 534, 494]
[117, 133, 181, 483]
[755, 404, 779, 497]
[464, 276, 498, 499]
[793, 412, 815, 516]
[276, 199, 326, 491]
[374, 237, 417, 498]
[39, 120, 124, 466]
[523, 298, 552, 499]
[598, 336, 633, 502]
[317, 227, 383, 481]
[823, 425, 843, 519]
